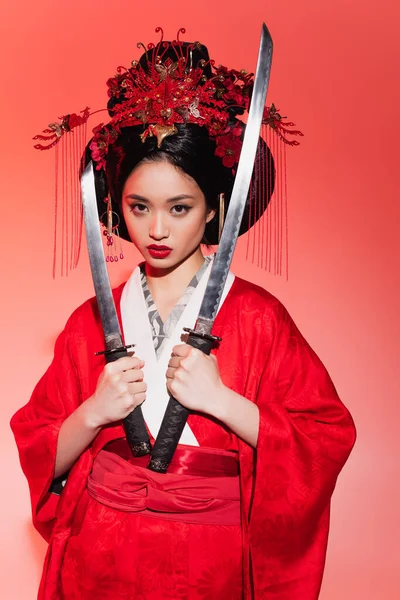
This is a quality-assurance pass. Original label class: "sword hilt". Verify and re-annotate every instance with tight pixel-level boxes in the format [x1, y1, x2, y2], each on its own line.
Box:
[182, 327, 222, 345]
[103, 345, 152, 457]
[147, 330, 221, 473]
[95, 343, 135, 357]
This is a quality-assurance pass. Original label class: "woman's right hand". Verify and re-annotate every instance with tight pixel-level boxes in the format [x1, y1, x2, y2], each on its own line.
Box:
[85, 356, 146, 429]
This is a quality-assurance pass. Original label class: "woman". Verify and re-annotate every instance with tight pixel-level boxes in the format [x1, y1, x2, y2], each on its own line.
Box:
[11, 32, 356, 599]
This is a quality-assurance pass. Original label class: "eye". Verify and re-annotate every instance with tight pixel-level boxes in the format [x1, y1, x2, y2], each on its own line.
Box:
[171, 204, 191, 215]
[129, 203, 148, 214]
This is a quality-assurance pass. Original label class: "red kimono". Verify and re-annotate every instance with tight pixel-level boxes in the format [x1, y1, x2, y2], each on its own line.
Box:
[11, 277, 356, 599]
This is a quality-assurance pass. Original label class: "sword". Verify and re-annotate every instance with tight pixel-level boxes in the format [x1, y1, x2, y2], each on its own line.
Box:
[81, 162, 152, 457]
[148, 23, 273, 473]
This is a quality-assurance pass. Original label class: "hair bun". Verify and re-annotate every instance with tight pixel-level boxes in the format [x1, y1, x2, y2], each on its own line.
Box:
[107, 41, 213, 118]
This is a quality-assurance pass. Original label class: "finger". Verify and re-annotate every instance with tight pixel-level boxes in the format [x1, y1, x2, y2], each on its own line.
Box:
[104, 356, 144, 374]
[132, 392, 146, 407]
[171, 343, 191, 358]
[128, 381, 147, 396]
[165, 366, 178, 380]
[166, 378, 181, 398]
[122, 369, 145, 384]
[125, 358, 145, 370]
[167, 356, 181, 369]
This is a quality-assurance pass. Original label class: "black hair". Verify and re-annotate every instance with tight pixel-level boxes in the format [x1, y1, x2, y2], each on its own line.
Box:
[88, 40, 275, 245]
[108, 123, 235, 244]
[90, 122, 275, 245]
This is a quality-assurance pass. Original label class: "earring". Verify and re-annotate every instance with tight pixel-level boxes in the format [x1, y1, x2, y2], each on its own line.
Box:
[218, 193, 225, 242]
[100, 196, 124, 262]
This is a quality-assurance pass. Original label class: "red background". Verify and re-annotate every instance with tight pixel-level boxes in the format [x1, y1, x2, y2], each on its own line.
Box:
[1, 1, 399, 598]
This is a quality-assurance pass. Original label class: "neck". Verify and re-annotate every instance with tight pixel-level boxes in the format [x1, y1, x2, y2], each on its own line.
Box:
[145, 246, 205, 298]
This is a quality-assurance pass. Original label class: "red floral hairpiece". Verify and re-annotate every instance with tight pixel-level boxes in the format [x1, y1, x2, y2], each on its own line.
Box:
[34, 28, 302, 173]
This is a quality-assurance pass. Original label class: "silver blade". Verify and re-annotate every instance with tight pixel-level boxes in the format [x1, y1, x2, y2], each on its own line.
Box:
[196, 23, 273, 332]
[81, 162, 123, 350]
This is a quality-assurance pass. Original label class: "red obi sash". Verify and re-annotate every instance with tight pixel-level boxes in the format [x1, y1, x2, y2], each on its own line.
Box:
[87, 440, 241, 526]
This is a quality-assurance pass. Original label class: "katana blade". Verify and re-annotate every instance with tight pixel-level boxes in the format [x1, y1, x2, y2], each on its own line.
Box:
[197, 23, 273, 333]
[148, 24, 273, 473]
[81, 162, 151, 456]
[81, 162, 123, 350]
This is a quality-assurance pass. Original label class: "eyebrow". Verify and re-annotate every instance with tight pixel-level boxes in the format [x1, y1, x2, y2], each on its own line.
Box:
[125, 194, 196, 204]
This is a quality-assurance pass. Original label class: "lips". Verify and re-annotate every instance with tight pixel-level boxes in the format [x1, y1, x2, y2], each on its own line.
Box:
[146, 245, 172, 259]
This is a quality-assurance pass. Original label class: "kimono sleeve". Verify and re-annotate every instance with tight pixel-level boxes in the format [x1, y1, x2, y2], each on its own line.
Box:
[10, 319, 82, 542]
[249, 304, 356, 599]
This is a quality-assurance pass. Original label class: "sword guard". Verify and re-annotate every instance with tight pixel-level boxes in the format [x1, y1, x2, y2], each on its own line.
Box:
[183, 328, 222, 344]
[95, 344, 135, 357]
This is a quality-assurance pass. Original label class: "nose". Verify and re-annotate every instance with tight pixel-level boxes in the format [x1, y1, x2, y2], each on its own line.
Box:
[149, 211, 169, 241]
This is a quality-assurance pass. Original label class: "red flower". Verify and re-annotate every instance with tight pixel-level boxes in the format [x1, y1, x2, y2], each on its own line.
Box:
[215, 132, 242, 168]
[89, 124, 120, 170]
[208, 114, 230, 137]
[232, 124, 243, 137]
[106, 75, 125, 98]
[224, 85, 248, 108]
[89, 140, 105, 170]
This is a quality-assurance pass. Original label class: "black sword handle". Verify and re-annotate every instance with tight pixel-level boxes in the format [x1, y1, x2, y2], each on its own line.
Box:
[147, 330, 221, 473]
[105, 346, 152, 457]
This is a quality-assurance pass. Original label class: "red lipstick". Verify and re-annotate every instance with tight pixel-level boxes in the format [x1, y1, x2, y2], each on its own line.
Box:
[147, 245, 172, 259]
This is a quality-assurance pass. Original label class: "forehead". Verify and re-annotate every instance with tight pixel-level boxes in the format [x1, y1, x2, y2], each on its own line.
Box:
[123, 160, 202, 199]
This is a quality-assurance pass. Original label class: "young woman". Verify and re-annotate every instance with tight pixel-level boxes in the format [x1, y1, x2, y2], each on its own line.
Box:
[11, 34, 356, 600]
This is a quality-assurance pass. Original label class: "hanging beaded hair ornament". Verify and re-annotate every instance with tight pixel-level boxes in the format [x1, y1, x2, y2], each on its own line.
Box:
[34, 27, 302, 277]
[100, 195, 125, 263]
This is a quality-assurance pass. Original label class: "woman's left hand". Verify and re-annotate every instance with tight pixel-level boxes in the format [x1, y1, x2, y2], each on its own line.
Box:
[166, 343, 260, 447]
[166, 343, 224, 415]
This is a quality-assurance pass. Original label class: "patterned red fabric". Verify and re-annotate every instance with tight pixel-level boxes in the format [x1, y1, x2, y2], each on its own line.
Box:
[87, 446, 241, 525]
[60, 488, 243, 599]
[10, 278, 356, 599]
